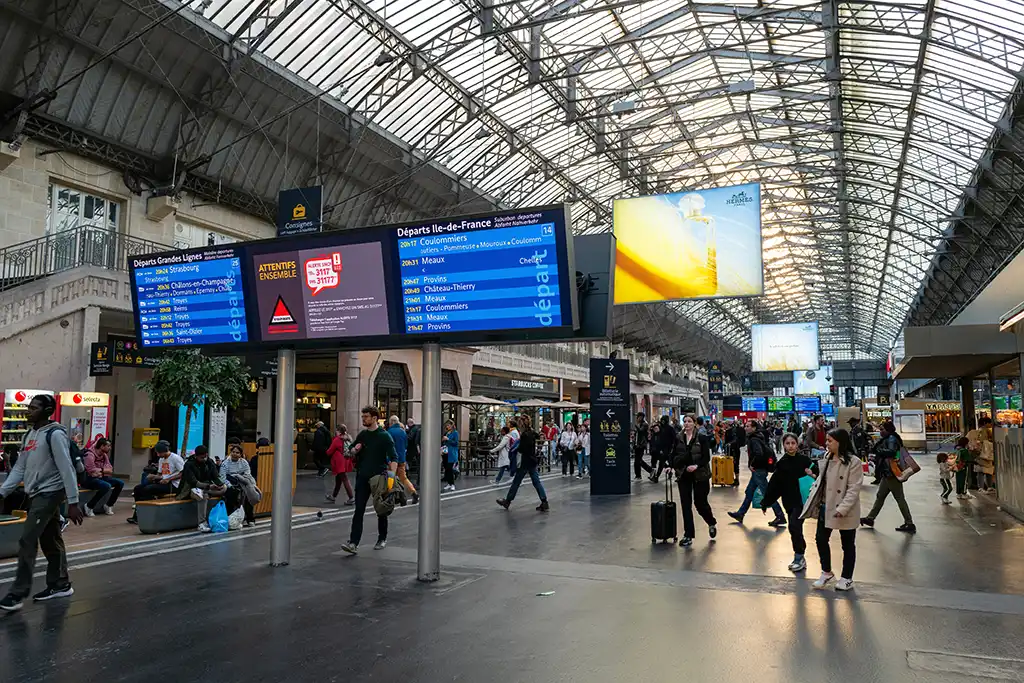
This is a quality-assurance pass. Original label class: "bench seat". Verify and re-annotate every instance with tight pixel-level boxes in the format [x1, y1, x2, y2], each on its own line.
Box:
[0, 511, 27, 558]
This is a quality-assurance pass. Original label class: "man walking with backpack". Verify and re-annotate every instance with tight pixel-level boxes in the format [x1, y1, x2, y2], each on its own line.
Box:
[727, 420, 786, 527]
[0, 394, 84, 611]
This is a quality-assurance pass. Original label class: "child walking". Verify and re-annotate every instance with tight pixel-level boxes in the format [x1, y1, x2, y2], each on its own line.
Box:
[937, 452, 953, 504]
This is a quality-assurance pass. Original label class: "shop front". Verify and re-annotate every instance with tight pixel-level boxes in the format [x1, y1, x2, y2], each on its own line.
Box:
[898, 399, 962, 438]
[470, 370, 560, 433]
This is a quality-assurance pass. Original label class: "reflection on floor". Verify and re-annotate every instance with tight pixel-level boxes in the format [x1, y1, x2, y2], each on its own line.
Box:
[1, 458, 1022, 683]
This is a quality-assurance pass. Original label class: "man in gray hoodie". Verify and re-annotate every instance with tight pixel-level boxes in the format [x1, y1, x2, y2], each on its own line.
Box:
[0, 394, 84, 612]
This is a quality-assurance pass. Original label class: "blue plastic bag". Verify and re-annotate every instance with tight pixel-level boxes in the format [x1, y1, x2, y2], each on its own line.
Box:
[798, 475, 815, 505]
[752, 488, 763, 510]
[208, 500, 229, 533]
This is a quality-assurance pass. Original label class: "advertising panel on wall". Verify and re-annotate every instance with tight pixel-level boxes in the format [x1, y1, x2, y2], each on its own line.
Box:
[613, 182, 762, 304]
[128, 205, 578, 351]
[794, 365, 833, 395]
[750, 322, 820, 372]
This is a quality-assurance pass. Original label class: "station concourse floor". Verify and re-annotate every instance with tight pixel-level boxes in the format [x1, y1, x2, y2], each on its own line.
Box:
[1, 459, 1023, 683]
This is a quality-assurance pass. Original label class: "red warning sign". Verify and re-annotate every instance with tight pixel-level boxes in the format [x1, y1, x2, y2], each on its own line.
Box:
[268, 295, 298, 334]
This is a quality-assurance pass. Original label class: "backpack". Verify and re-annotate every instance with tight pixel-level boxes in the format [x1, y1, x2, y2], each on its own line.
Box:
[22, 424, 86, 480]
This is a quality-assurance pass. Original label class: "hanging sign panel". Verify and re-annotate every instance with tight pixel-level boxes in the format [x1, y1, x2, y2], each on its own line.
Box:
[128, 205, 578, 350]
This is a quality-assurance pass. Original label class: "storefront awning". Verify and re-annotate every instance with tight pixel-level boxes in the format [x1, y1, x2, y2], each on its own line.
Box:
[891, 325, 1021, 380]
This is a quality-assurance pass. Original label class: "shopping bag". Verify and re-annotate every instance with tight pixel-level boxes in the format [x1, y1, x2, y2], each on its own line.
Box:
[752, 488, 763, 510]
[897, 447, 921, 481]
[227, 506, 245, 531]
[209, 501, 229, 533]
[798, 475, 815, 505]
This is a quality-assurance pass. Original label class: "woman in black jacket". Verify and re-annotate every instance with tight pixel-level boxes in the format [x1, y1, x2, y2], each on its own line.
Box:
[761, 433, 815, 572]
[496, 415, 549, 512]
[669, 415, 718, 547]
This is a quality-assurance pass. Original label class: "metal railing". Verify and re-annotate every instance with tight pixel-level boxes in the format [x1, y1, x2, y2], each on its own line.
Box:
[0, 226, 170, 293]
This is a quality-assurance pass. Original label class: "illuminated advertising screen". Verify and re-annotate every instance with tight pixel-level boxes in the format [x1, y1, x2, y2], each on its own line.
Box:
[794, 365, 833, 395]
[613, 182, 762, 304]
[794, 396, 822, 413]
[130, 246, 249, 348]
[768, 396, 794, 413]
[741, 396, 767, 412]
[822, 403, 835, 417]
[750, 322, 820, 372]
[250, 241, 390, 342]
[394, 208, 571, 335]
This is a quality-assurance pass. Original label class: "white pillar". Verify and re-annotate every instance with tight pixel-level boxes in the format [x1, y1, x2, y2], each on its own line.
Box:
[270, 349, 296, 567]
[418, 343, 442, 582]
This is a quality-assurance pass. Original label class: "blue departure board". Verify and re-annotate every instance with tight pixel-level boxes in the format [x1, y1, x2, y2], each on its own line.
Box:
[794, 395, 822, 413]
[130, 247, 249, 347]
[741, 396, 767, 412]
[395, 212, 566, 334]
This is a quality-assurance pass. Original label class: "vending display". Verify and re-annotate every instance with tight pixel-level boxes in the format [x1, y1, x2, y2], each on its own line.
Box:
[2, 389, 54, 451]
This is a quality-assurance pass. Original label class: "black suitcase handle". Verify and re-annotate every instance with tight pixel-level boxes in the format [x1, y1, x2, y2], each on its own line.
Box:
[665, 475, 673, 502]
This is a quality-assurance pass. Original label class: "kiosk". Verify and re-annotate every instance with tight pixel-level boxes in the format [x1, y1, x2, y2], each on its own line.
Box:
[58, 391, 111, 447]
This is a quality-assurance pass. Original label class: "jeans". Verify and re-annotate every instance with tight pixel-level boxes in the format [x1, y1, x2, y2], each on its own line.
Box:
[9, 492, 69, 600]
[731, 451, 741, 485]
[132, 481, 173, 502]
[676, 477, 717, 539]
[955, 468, 968, 495]
[560, 450, 575, 475]
[816, 516, 856, 579]
[787, 502, 806, 555]
[736, 470, 784, 518]
[505, 466, 547, 504]
[633, 449, 652, 478]
[509, 452, 518, 477]
[82, 475, 124, 510]
[866, 476, 914, 525]
[578, 449, 590, 475]
[333, 472, 353, 499]
[940, 478, 953, 500]
[443, 461, 456, 486]
[495, 465, 509, 483]
[348, 477, 387, 546]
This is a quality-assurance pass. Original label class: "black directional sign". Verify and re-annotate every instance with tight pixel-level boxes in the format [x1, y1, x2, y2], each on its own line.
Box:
[590, 358, 631, 495]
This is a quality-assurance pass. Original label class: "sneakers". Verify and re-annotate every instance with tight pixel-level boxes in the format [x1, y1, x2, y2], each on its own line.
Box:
[536, 500, 550, 512]
[788, 555, 807, 572]
[198, 522, 212, 533]
[812, 572, 835, 589]
[373, 540, 387, 550]
[60, 516, 70, 533]
[709, 524, 718, 539]
[859, 517, 874, 528]
[941, 498, 953, 505]
[102, 505, 115, 516]
[410, 493, 419, 505]
[32, 586, 74, 602]
[343, 498, 355, 506]
[83, 506, 95, 518]
[496, 498, 510, 510]
[126, 515, 138, 525]
[727, 511, 744, 523]
[317, 468, 330, 478]
[895, 523, 917, 534]
[835, 578, 855, 592]
[679, 537, 693, 547]
[190, 488, 205, 501]
[0, 594, 24, 612]
[768, 517, 787, 528]
[341, 541, 358, 555]
[324, 494, 336, 503]
[442, 484, 456, 492]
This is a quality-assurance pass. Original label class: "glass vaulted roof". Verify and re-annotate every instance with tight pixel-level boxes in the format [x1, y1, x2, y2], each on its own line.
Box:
[206, 0, 1024, 362]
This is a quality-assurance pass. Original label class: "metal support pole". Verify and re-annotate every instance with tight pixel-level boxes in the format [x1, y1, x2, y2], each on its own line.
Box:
[988, 370, 998, 426]
[270, 348, 296, 567]
[418, 343, 442, 582]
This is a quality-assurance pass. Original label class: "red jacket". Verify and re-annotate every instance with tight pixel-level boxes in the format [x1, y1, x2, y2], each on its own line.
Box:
[84, 449, 112, 478]
[328, 435, 353, 474]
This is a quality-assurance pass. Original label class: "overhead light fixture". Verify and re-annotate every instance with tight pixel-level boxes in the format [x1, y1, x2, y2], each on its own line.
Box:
[374, 50, 396, 67]
[999, 300, 1024, 331]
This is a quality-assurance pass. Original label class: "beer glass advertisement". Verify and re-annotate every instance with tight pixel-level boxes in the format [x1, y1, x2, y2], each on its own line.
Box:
[612, 182, 763, 304]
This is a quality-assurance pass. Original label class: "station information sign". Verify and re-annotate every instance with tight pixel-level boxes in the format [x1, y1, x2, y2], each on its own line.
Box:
[794, 395, 822, 413]
[767, 396, 794, 412]
[130, 246, 248, 348]
[741, 396, 767, 412]
[395, 208, 568, 335]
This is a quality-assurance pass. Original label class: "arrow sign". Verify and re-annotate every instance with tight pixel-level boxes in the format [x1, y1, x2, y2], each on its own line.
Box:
[606, 408, 615, 418]
[606, 362, 615, 371]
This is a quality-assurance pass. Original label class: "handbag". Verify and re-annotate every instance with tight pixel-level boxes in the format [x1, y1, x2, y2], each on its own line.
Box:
[798, 475, 815, 505]
[896, 447, 920, 481]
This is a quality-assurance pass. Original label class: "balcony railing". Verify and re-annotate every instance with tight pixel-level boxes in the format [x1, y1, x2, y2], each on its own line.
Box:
[0, 226, 169, 293]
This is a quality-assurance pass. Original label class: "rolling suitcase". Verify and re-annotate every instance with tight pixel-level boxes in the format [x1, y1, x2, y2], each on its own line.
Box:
[651, 477, 677, 544]
[711, 455, 735, 487]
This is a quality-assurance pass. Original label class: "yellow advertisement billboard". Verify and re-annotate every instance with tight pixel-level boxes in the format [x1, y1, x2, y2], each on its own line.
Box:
[751, 322, 820, 372]
[613, 182, 763, 304]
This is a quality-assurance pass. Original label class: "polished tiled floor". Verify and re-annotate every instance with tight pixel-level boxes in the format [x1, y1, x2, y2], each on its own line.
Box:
[1, 458, 1022, 683]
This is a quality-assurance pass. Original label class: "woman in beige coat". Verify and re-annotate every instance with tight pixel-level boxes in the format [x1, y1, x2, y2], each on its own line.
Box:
[800, 428, 864, 591]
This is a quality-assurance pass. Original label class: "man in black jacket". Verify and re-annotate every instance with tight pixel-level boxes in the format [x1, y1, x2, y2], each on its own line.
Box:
[312, 421, 331, 477]
[728, 421, 745, 487]
[633, 413, 652, 481]
[727, 421, 786, 526]
[176, 445, 227, 532]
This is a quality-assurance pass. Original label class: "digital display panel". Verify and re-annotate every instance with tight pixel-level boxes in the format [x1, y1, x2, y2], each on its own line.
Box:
[750, 322, 820, 372]
[795, 396, 822, 413]
[250, 241, 390, 342]
[768, 396, 794, 412]
[130, 246, 248, 348]
[613, 182, 762, 304]
[395, 209, 569, 335]
[794, 365, 833, 395]
[822, 403, 835, 417]
[741, 396, 767, 412]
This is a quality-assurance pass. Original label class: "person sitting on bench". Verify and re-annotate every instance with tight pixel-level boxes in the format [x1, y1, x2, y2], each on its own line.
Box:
[220, 442, 257, 527]
[178, 445, 227, 532]
[127, 440, 183, 525]
[81, 438, 124, 517]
